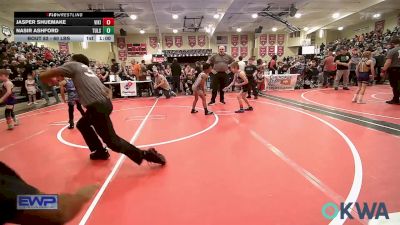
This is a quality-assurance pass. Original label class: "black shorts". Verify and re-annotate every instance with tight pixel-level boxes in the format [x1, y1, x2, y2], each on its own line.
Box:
[242, 84, 250, 92]
[357, 72, 370, 83]
[0, 162, 39, 224]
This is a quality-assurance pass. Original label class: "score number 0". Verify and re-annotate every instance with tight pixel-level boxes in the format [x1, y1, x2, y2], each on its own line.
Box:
[102, 18, 114, 26]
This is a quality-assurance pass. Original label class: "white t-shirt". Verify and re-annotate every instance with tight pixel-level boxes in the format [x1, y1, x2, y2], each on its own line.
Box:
[238, 61, 246, 72]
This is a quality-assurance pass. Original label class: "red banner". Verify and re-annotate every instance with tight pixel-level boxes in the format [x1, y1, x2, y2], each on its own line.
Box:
[149, 37, 158, 49]
[268, 34, 277, 45]
[259, 46, 267, 57]
[198, 35, 206, 47]
[277, 46, 284, 56]
[188, 36, 196, 47]
[268, 46, 275, 57]
[118, 50, 127, 61]
[259, 34, 267, 46]
[175, 36, 183, 48]
[231, 47, 239, 58]
[240, 35, 248, 46]
[375, 20, 385, 33]
[277, 34, 285, 45]
[231, 35, 239, 46]
[165, 36, 173, 48]
[240, 46, 248, 58]
[58, 42, 69, 54]
[116, 37, 127, 61]
[117, 37, 126, 49]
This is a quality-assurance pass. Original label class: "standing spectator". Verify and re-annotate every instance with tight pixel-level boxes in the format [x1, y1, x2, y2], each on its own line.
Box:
[323, 50, 336, 88]
[244, 57, 258, 99]
[110, 59, 120, 75]
[374, 51, 385, 83]
[25, 74, 37, 105]
[171, 58, 181, 93]
[334, 47, 351, 90]
[349, 48, 361, 86]
[207, 46, 234, 105]
[131, 60, 141, 80]
[382, 36, 400, 104]
[268, 55, 278, 74]
[238, 56, 246, 72]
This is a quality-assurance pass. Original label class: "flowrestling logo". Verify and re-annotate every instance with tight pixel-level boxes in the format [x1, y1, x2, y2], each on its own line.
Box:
[322, 202, 389, 220]
[124, 81, 133, 90]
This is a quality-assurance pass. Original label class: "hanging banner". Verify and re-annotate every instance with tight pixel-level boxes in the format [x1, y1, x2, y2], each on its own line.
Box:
[58, 42, 69, 54]
[240, 35, 248, 46]
[118, 50, 127, 61]
[277, 46, 284, 56]
[117, 37, 126, 49]
[268, 34, 277, 45]
[117, 37, 126, 61]
[149, 37, 158, 49]
[259, 46, 267, 57]
[240, 46, 248, 58]
[268, 46, 275, 57]
[374, 20, 385, 33]
[175, 36, 183, 48]
[259, 34, 267, 46]
[231, 47, 239, 58]
[231, 35, 239, 46]
[277, 34, 285, 45]
[188, 36, 196, 47]
[198, 35, 206, 47]
[165, 36, 173, 48]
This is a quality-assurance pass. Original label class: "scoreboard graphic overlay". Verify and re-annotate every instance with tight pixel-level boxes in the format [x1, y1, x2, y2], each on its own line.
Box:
[14, 12, 114, 42]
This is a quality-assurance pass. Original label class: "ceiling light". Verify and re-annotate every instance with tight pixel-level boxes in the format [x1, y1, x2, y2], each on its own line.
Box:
[272, 27, 277, 32]
[338, 26, 343, 31]
[213, 14, 220, 19]
[332, 13, 340, 19]
[140, 29, 145, 34]
[172, 14, 179, 19]
[252, 13, 258, 19]
[205, 27, 211, 33]
[208, 23, 213, 27]
[303, 27, 309, 31]
[130, 14, 137, 20]
[236, 28, 242, 32]
[319, 29, 324, 38]
[294, 13, 302, 18]
[173, 29, 178, 33]
[373, 13, 381, 18]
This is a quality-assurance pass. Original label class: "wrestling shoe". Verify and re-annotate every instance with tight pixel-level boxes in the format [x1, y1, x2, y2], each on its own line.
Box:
[90, 149, 110, 160]
[143, 148, 166, 165]
[235, 109, 245, 113]
[68, 122, 74, 129]
[343, 87, 350, 90]
[191, 109, 198, 114]
[208, 101, 215, 106]
[205, 111, 214, 115]
[244, 106, 254, 111]
[386, 100, 400, 105]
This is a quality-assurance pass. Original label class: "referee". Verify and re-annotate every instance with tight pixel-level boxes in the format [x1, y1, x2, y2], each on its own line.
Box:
[207, 46, 234, 105]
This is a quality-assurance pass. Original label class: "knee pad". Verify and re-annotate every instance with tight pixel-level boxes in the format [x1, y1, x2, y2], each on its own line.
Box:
[4, 109, 12, 118]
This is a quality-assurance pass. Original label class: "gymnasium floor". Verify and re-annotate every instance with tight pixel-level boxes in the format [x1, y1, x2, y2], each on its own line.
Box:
[0, 85, 399, 225]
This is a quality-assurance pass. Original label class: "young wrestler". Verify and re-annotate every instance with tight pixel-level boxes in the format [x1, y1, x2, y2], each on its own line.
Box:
[191, 63, 213, 115]
[352, 51, 375, 104]
[59, 78, 85, 129]
[223, 62, 254, 113]
[0, 69, 18, 130]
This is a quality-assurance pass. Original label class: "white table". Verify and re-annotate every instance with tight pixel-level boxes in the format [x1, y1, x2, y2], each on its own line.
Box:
[104, 80, 153, 97]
